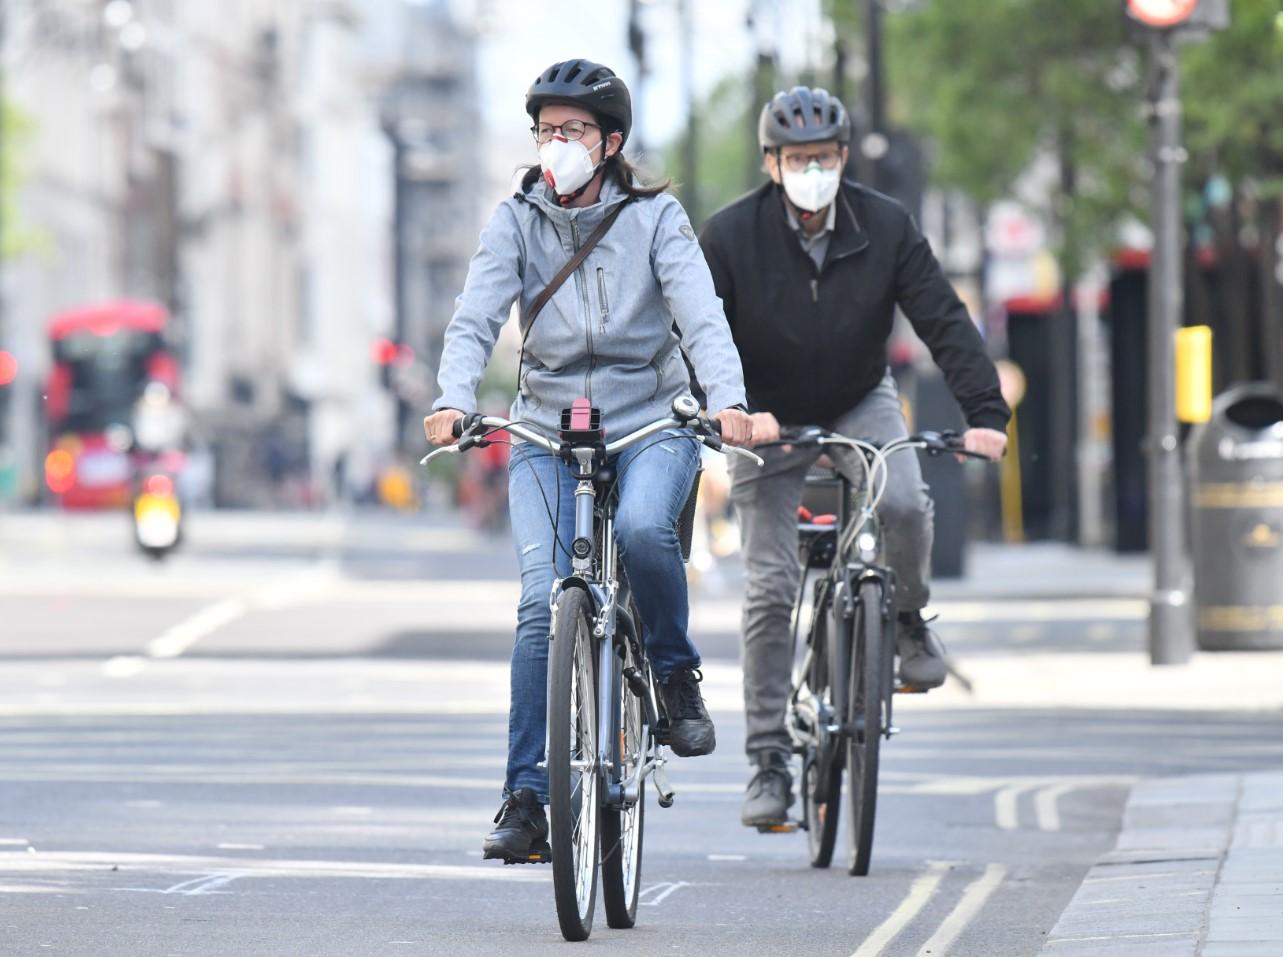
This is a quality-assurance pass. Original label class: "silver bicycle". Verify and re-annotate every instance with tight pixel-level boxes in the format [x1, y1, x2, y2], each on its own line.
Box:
[422, 394, 761, 941]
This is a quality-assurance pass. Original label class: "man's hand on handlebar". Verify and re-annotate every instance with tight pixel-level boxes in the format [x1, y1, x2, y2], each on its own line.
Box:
[712, 407, 754, 447]
[746, 411, 781, 447]
[961, 427, 1007, 463]
[424, 409, 464, 446]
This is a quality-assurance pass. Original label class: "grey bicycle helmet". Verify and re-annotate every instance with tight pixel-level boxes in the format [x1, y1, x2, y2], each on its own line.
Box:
[758, 86, 851, 151]
[526, 59, 633, 146]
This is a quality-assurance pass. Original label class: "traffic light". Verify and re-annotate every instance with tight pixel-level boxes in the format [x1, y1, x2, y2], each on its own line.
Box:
[0, 351, 16, 447]
[1124, 0, 1228, 32]
[371, 337, 414, 389]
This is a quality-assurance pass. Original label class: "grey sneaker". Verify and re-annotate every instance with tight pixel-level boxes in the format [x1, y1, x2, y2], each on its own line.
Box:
[741, 752, 794, 828]
[896, 611, 947, 689]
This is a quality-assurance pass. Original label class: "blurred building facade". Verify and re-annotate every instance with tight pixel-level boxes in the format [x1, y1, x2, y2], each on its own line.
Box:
[2, 0, 477, 506]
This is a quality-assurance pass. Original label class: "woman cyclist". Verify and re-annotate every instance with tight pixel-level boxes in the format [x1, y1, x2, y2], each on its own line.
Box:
[423, 59, 752, 863]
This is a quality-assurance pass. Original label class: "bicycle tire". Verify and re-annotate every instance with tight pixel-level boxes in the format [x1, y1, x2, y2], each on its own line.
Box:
[803, 599, 841, 868]
[846, 577, 887, 876]
[548, 586, 600, 941]
[600, 642, 646, 928]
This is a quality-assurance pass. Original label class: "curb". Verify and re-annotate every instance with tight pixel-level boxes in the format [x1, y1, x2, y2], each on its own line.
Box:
[1040, 772, 1283, 956]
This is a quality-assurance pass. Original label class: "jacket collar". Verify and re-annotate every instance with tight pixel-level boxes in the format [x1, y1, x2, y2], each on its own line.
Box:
[524, 173, 630, 227]
[762, 179, 869, 272]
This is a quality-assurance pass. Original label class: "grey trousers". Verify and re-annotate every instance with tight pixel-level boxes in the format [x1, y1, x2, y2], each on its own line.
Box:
[729, 373, 934, 760]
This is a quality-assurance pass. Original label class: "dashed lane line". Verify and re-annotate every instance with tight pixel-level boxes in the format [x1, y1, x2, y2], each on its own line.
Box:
[914, 863, 1007, 957]
[850, 860, 952, 957]
[145, 598, 248, 659]
[994, 783, 1037, 831]
[1034, 784, 1076, 832]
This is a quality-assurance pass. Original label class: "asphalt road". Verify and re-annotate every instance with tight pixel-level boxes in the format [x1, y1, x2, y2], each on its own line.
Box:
[2, 510, 1281, 956]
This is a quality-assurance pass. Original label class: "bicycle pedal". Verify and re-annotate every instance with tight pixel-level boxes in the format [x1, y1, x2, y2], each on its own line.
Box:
[895, 683, 930, 694]
[652, 761, 676, 808]
[489, 842, 552, 865]
[755, 822, 800, 834]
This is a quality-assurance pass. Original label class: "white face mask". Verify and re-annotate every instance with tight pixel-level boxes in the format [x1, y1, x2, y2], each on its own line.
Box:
[539, 136, 604, 197]
[781, 163, 841, 214]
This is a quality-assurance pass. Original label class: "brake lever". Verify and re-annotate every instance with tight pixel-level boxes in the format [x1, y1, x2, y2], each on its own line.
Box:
[419, 445, 461, 466]
[724, 445, 765, 467]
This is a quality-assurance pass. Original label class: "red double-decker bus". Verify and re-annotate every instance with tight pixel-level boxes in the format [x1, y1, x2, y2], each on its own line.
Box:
[44, 300, 180, 509]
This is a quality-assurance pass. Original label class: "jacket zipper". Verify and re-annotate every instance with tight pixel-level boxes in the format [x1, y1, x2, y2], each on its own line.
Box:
[571, 220, 594, 404]
[596, 266, 610, 333]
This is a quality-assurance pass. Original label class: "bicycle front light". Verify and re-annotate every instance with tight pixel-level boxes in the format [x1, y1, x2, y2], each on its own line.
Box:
[856, 532, 878, 563]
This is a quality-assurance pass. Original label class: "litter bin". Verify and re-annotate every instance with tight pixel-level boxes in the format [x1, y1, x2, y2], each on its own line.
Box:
[1189, 383, 1283, 650]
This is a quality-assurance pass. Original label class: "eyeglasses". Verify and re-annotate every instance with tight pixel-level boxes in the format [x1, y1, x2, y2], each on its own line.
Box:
[779, 149, 844, 172]
[532, 120, 601, 144]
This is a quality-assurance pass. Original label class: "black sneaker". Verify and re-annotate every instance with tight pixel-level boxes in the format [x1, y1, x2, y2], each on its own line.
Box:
[482, 788, 551, 864]
[741, 752, 794, 828]
[896, 611, 947, 690]
[656, 667, 717, 757]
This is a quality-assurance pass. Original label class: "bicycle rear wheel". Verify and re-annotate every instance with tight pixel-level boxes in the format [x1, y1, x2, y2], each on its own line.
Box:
[548, 587, 600, 941]
[803, 599, 841, 868]
[600, 642, 646, 928]
[846, 578, 888, 876]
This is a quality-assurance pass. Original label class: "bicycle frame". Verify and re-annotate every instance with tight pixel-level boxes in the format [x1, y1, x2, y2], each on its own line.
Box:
[546, 439, 674, 811]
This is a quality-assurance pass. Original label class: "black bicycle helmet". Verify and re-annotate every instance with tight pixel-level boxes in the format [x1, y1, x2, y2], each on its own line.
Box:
[758, 86, 851, 151]
[526, 59, 632, 146]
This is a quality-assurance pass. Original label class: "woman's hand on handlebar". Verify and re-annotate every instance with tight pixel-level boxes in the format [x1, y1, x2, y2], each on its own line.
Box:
[424, 408, 464, 446]
[961, 427, 1007, 462]
[712, 407, 754, 447]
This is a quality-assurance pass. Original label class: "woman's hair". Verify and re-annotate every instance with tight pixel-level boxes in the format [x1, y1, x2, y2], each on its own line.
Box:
[519, 119, 671, 199]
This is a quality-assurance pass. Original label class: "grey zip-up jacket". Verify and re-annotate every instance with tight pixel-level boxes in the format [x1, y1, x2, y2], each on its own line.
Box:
[433, 177, 746, 439]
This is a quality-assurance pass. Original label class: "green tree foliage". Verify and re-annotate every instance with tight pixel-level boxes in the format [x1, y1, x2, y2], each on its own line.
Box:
[658, 72, 764, 227]
[1182, 0, 1283, 197]
[2, 98, 38, 258]
[877, 0, 1147, 277]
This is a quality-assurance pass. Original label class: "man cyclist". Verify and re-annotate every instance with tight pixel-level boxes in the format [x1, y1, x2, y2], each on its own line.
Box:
[698, 87, 1010, 829]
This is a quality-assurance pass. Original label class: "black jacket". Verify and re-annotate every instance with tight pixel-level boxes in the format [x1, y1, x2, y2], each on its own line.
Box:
[699, 180, 1010, 432]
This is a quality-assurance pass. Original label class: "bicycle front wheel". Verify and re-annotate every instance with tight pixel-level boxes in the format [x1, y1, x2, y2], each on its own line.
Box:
[803, 602, 841, 868]
[548, 586, 600, 941]
[846, 577, 889, 876]
[600, 638, 646, 928]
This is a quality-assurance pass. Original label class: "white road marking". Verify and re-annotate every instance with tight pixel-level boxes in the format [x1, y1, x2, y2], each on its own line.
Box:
[706, 854, 746, 862]
[1034, 784, 1075, 832]
[216, 843, 265, 851]
[0, 849, 548, 883]
[101, 656, 147, 678]
[147, 598, 247, 659]
[994, 784, 1035, 830]
[851, 860, 952, 957]
[925, 598, 1147, 622]
[914, 863, 1007, 957]
[638, 881, 691, 906]
[159, 872, 245, 895]
[0, 839, 30, 846]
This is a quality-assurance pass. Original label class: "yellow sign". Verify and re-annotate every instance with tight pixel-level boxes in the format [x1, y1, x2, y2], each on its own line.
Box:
[1175, 325, 1212, 424]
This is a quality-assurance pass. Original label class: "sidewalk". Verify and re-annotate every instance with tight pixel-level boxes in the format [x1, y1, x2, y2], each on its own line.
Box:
[1041, 772, 1283, 956]
[930, 541, 1150, 601]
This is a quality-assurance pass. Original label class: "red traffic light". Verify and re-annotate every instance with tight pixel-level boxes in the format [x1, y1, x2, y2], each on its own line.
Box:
[1126, 0, 1198, 28]
[0, 350, 17, 386]
[371, 338, 415, 367]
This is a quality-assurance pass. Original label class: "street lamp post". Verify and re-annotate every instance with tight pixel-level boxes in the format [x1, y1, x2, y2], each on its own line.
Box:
[1144, 26, 1194, 665]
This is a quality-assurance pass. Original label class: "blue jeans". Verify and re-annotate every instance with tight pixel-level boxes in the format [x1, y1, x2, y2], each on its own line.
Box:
[504, 431, 701, 802]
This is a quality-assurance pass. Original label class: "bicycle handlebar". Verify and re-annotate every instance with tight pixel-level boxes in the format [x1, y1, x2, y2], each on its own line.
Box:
[757, 427, 996, 462]
[421, 412, 764, 468]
